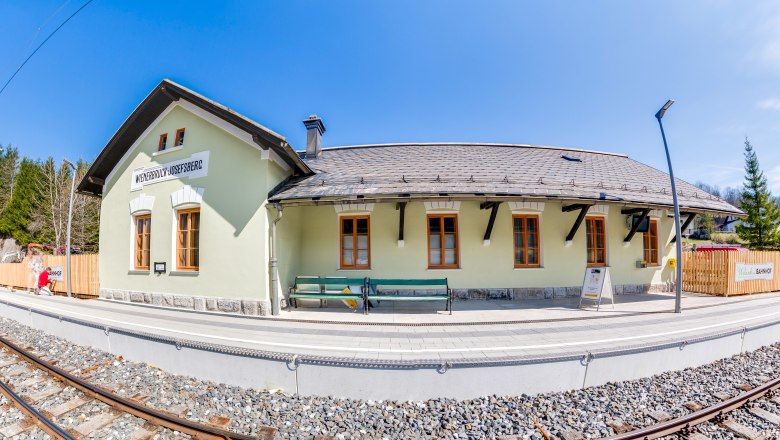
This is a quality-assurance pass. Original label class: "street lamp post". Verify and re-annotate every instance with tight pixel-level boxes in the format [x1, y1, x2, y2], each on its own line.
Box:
[655, 99, 683, 313]
[63, 159, 76, 298]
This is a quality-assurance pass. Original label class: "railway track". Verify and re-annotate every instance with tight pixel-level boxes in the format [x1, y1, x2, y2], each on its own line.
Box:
[603, 375, 780, 439]
[0, 335, 279, 440]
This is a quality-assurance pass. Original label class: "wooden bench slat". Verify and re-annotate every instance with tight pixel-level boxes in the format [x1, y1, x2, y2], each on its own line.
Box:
[295, 277, 365, 285]
[289, 293, 362, 299]
[367, 295, 448, 300]
[369, 279, 447, 286]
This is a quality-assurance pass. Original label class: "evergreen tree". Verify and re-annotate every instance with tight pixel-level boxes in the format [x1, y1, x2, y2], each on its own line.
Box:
[0, 146, 19, 218]
[736, 138, 780, 249]
[0, 159, 43, 246]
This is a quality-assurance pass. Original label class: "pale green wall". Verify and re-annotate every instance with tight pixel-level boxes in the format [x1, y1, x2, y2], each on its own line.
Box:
[99, 103, 676, 300]
[285, 202, 674, 289]
[100, 104, 289, 300]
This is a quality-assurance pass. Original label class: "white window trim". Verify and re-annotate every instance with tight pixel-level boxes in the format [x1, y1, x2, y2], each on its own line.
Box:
[171, 206, 201, 273]
[152, 145, 184, 157]
[334, 203, 374, 213]
[337, 213, 371, 271]
[170, 186, 203, 272]
[129, 212, 151, 271]
[642, 218, 661, 268]
[508, 201, 545, 212]
[511, 211, 544, 269]
[585, 215, 609, 267]
[424, 201, 460, 211]
[170, 186, 204, 208]
[129, 194, 155, 215]
[426, 212, 460, 269]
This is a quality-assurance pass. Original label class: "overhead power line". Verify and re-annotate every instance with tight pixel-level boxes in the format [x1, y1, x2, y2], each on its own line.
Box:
[0, 0, 96, 97]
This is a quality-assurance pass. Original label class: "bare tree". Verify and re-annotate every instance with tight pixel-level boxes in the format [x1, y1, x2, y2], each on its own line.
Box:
[34, 158, 70, 251]
[70, 161, 100, 251]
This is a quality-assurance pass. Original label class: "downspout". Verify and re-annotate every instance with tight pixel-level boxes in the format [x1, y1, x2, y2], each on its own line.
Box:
[269, 203, 284, 315]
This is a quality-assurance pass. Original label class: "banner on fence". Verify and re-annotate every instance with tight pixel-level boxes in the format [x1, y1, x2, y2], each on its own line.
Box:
[49, 266, 64, 281]
[735, 262, 774, 282]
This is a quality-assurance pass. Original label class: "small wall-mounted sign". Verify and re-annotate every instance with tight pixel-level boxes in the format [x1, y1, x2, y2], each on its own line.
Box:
[154, 262, 166, 274]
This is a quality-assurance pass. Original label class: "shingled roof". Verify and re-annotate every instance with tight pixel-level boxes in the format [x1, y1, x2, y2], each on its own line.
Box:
[269, 143, 743, 216]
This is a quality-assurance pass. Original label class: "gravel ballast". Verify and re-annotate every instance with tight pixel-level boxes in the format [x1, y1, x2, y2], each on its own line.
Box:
[0, 317, 778, 439]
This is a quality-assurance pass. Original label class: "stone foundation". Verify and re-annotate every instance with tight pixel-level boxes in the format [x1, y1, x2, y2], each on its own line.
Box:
[99, 288, 272, 316]
[379, 282, 675, 301]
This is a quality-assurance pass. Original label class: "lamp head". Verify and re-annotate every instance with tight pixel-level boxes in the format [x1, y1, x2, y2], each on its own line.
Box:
[63, 159, 76, 169]
[655, 99, 675, 119]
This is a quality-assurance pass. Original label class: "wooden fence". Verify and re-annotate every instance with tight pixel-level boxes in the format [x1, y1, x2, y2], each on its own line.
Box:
[682, 251, 780, 296]
[0, 255, 99, 299]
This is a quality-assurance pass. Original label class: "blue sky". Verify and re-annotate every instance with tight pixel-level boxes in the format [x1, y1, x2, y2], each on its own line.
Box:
[1, 1, 780, 192]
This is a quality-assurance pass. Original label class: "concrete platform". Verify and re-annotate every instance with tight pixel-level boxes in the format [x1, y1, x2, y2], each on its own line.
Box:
[1, 287, 779, 400]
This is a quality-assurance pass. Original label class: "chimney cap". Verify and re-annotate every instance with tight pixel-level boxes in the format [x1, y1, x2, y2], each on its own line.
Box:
[303, 114, 326, 134]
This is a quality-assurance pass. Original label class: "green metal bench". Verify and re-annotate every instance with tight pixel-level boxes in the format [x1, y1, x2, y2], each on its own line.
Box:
[367, 278, 452, 315]
[288, 276, 367, 312]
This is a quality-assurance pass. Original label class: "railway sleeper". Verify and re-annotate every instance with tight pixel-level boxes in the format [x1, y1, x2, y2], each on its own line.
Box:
[607, 419, 633, 434]
[128, 422, 160, 440]
[23, 383, 64, 403]
[72, 408, 123, 438]
[719, 418, 766, 440]
[46, 395, 91, 418]
[748, 407, 780, 425]
[0, 417, 35, 437]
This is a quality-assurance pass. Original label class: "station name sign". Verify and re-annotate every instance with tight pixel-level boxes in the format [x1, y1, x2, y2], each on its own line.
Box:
[735, 262, 774, 282]
[131, 151, 209, 191]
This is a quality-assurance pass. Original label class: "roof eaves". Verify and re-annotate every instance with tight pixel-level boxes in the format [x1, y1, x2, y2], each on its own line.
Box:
[78, 79, 312, 196]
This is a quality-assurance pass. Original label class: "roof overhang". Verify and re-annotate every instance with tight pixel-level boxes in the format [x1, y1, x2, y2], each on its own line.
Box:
[78, 79, 312, 196]
[269, 193, 745, 217]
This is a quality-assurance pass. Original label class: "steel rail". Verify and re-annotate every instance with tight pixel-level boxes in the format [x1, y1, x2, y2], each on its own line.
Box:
[603, 375, 780, 439]
[0, 378, 75, 439]
[0, 336, 278, 440]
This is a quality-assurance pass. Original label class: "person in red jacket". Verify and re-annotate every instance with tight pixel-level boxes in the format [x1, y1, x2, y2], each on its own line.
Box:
[37, 267, 53, 296]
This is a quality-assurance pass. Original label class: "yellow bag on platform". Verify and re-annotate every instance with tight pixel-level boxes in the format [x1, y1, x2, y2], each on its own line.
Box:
[341, 287, 358, 309]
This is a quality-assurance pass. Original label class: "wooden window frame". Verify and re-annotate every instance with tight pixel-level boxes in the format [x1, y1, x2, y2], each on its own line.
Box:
[513, 214, 541, 268]
[585, 216, 607, 267]
[176, 208, 200, 271]
[339, 215, 371, 270]
[643, 219, 659, 266]
[427, 214, 459, 269]
[175, 128, 185, 147]
[158, 133, 168, 151]
[134, 214, 151, 270]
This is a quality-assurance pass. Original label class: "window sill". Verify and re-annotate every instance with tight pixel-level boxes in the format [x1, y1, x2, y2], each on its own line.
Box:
[170, 270, 199, 276]
[337, 269, 372, 272]
[514, 267, 545, 271]
[152, 145, 184, 157]
[427, 268, 461, 271]
[128, 270, 150, 275]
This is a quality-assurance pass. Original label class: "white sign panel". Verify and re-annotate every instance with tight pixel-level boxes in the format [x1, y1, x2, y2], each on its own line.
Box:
[580, 267, 614, 310]
[131, 151, 209, 191]
[735, 262, 774, 282]
[49, 266, 64, 282]
[582, 268, 606, 299]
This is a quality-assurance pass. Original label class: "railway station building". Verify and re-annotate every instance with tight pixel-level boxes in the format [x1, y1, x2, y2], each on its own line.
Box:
[79, 80, 742, 315]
